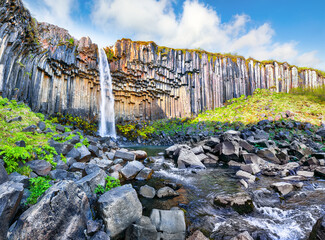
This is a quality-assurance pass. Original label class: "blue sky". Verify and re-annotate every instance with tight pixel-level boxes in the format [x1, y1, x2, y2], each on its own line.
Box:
[23, 0, 325, 70]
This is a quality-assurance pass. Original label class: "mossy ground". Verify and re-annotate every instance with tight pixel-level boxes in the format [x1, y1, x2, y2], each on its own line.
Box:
[117, 88, 325, 141]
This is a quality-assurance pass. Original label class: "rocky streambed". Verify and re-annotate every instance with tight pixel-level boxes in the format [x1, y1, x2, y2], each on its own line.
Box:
[1, 119, 325, 239]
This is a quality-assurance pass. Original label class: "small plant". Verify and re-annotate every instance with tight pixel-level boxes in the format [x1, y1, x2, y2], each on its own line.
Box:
[0, 146, 31, 174]
[82, 138, 89, 147]
[94, 176, 121, 194]
[26, 177, 52, 205]
[16, 165, 32, 176]
[75, 142, 83, 149]
[60, 153, 67, 163]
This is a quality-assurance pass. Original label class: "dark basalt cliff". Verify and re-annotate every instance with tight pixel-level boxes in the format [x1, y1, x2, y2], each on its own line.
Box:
[0, 0, 324, 121]
[0, 0, 100, 119]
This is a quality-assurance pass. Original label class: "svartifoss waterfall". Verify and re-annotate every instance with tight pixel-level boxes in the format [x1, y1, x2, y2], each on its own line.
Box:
[99, 48, 116, 138]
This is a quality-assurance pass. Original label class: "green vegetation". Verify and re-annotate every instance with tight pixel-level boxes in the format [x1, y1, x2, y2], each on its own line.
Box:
[94, 176, 121, 194]
[290, 85, 325, 102]
[26, 177, 52, 205]
[117, 88, 325, 141]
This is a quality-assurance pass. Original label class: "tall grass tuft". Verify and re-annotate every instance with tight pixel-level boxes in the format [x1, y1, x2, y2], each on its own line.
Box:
[290, 85, 325, 102]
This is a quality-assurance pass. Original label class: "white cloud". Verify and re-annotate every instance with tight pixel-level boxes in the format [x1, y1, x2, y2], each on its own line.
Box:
[23, 0, 325, 70]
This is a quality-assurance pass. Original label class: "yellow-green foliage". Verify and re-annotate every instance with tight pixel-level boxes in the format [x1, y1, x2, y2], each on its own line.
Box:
[103, 47, 117, 61]
[0, 97, 59, 175]
[195, 89, 325, 126]
[290, 86, 325, 102]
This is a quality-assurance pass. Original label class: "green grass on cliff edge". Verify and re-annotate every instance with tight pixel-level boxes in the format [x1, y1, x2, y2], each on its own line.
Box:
[117, 88, 325, 140]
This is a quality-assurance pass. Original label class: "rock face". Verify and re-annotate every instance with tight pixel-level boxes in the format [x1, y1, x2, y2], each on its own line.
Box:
[98, 184, 142, 237]
[8, 181, 91, 240]
[1, 1, 324, 121]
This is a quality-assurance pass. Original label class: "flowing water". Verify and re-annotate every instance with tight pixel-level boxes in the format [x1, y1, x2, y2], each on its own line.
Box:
[98, 48, 116, 138]
[131, 146, 325, 240]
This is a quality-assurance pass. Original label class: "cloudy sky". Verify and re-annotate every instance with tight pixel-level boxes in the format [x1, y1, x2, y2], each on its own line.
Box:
[23, 0, 325, 70]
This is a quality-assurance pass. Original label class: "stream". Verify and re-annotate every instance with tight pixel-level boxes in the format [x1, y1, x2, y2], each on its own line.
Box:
[126, 146, 325, 240]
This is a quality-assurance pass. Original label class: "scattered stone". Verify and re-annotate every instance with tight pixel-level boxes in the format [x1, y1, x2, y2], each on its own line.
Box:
[157, 186, 179, 198]
[135, 167, 154, 180]
[187, 230, 209, 240]
[133, 150, 148, 160]
[26, 160, 52, 176]
[125, 216, 158, 240]
[120, 161, 145, 180]
[98, 184, 142, 237]
[177, 149, 206, 169]
[77, 145, 92, 162]
[88, 145, 100, 157]
[37, 121, 46, 131]
[297, 170, 314, 178]
[230, 231, 254, 240]
[150, 209, 186, 239]
[214, 192, 254, 214]
[271, 182, 294, 195]
[8, 181, 91, 240]
[257, 148, 281, 164]
[8, 172, 29, 187]
[66, 148, 81, 161]
[240, 163, 261, 175]
[0, 181, 24, 239]
[7, 116, 22, 123]
[49, 140, 74, 156]
[114, 150, 136, 161]
[236, 170, 256, 183]
[22, 125, 37, 133]
[86, 219, 102, 236]
[15, 140, 26, 147]
[0, 163, 9, 185]
[77, 169, 107, 198]
[215, 141, 240, 162]
[55, 124, 65, 133]
[140, 185, 156, 198]
[69, 162, 86, 172]
[240, 179, 248, 189]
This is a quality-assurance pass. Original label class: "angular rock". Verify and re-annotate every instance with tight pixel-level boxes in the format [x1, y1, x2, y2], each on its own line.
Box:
[76, 169, 107, 197]
[308, 215, 325, 240]
[55, 124, 65, 133]
[26, 160, 52, 176]
[49, 140, 74, 155]
[114, 150, 136, 161]
[214, 192, 254, 214]
[98, 184, 142, 237]
[240, 164, 261, 175]
[0, 181, 24, 239]
[135, 167, 154, 181]
[140, 185, 156, 199]
[271, 182, 293, 195]
[236, 170, 256, 183]
[88, 145, 100, 157]
[177, 149, 206, 169]
[150, 209, 186, 239]
[66, 148, 81, 161]
[214, 141, 240, 162]
[86, 219, 102, 236]
[230, 231, 254, 240]
[316, 128, 325, 138]
[37, 121, 46, 131]
[126, 216, 158, 240]
[90, 231, 111, 240]
[22, 125, 37, 133]
[15, 140, 26, 147]
[7, 116, 22, 123]
[77, 145, 92, 162]
[8, 172, 29, 188]
[191, 146, 204, 155]
[120, 161, 145, 180]
[315, 167, 325, 179]
[257, 148, 281, 164]
[0, 163, 8, 185]
[133, 150, 148, 160]
[187, 230, 209, 240]
[8, 181, 91, 240]
[157, 186, 179, 198]
[69, 162, 86, 172]
[297, 170, 314, 178]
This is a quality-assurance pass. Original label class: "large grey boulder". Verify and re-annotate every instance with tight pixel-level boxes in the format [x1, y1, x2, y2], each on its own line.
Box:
[0, 163, 8, 184]
[77, 145, 92, 162]
[66, 148, 81, 161]
[0, 181, 24, 239]
[114, 150, 136, 161]
[8, 181, 91, 240]
[177, 149, 206, 169]
[48, 139, 74, 155]
[98, 184, 142, 237]
[271, 182, 293, 195]
[214, 192, 254, 214]
[257, 148, 281, 164]
[150, 209, 186, 239]
[26, 160, 52, 176]
[77, 169, 107, 198]
[120, 161, 145, 180]
[214, 141, 240, 162]
[125, 216, 158, 240]
[8, 172, 29, 188]
[230, 231, 254, 240]
[308, 215, 325, 240]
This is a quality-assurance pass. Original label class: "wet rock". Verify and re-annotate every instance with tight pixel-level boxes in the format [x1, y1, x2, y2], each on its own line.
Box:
[150, 209, 186, 239]
[177, 149, 206, 169]
[98, 184, 142, 237]
[8, 181, 91, 240]
[257, 148, 281, 164]
[114, 150, 136, 161]
[135, 167, 154, 180]
[214, 192, 254, 214]
[236, 170, 256, 183]
[240, 179, 248, 188]
[125, 216, 158, 240]
[214, 141, 240, 162]
[0, 163, 8, 184]
[230, 231, 254, 240]
[77, 145, 92, 162]
[133, 150, 148, 160]
[308, 215, 325, 240]
[187, 230, 209, 240]
[88, 145, 100, 157]
[315, 167, 325, 179]
[240, 163, 261, 175]
[157, 186, 179, 198]
[297, 170, 314, 178]
[8, 172, 29, 188]
[0, 181, 24, 239]
[26, 160, 52, 176]
[282, 175, 306, 181]
[252, 188, 280, 207]
[120, 161, 145, 180]
[22, 125, 37, 133]
[140, 185, 156, 199]
[271, 182, 293, 195]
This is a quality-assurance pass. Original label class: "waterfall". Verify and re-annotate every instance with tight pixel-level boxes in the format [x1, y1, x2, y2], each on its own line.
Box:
[99, 48, 116, 138]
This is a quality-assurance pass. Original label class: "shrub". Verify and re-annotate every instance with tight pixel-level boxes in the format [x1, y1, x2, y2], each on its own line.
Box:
[94, 176, 121, 194]
[0, 146, 31, 174]
[26, 177, 52, 205]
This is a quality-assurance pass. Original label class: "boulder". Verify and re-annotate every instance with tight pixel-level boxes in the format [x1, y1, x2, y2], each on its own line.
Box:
[125, 216, 158, 240]
[49, 140, 74, 155]
[66, 148, 81, 161]
[297, 170, 314, 178]
[240, 164, 261, 175]
[315, 167, 325, 179]
[26, 160, 52, 176]
[191, 146, 204, 155]
[0, 163, 8, 184]
[157, 186, 179, 198]
[22, 125, 37, 133]
[133, 150, 148, 160]
[69, 162, 86, 172]
[187, 230, 209, 240]
[308, 215, 325, 240]
[236, 170, 256, 183]
[214, 141, 240, 162]
[140, 185, 156, 199]
[7, 116, 22, 123]
[135, 167, 154, 180]
[15, 140, 26, 147]
[77, 145, 92, 162]
[86, 219, 102, 236]
[230, 231, 254, 240]
[214, 192, 254, 214]
[177, 149, 206, 169]
[8, 172, 29, 187]
[89, 158, 113, 170]
[257, 148, 281, 164]
[0, 181, 24, 239]
[114, 150, 136, 161]
[88, 145, 100, 157]
[55, 124, 65, 133]
[316, 128, 325, 138]
[8, 181, 91, 240]
[150, 209, 186, 239]
[76, 169, 107, 198]
[271, 182, 293, 195]
[90, 231, 111, 240]
[120, 161, 145, 180]
[37, 121, 46, 131]
[98, 184, 142, 237]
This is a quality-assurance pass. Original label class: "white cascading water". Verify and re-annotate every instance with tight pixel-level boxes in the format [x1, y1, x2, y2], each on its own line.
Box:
[98, 48, 116, 138]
